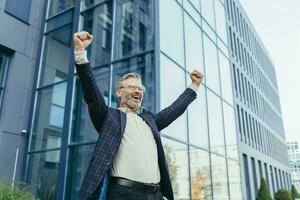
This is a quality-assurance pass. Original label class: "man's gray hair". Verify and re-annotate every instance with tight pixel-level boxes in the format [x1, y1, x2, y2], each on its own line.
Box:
[115, 72, 145, 91]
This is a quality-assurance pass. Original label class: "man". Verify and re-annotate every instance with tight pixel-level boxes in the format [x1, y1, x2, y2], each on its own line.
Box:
[73, 31, 204, 200]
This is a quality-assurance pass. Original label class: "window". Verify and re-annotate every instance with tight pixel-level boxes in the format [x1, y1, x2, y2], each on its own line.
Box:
[160, 0, 184, 66]
[0, 52, 9, 112]
[31, 82, 67, 151]
[162, 138, 189, 199]
[160, 54, 187, 141]
[243, 154, 252, 200]
[207, 90, 225, 155]
[48, 0, 75, 17]
[5, 0, 31, 23]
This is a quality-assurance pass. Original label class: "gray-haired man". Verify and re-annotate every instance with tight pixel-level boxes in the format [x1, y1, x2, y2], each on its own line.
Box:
[73, 31, 204, 200]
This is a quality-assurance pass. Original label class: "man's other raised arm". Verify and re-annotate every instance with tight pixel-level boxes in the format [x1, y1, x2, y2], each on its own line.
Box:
[74, 31, 108, 133]
[154, 70, 204, 131]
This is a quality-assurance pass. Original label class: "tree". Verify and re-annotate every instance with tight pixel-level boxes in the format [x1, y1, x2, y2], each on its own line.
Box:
[256, 178, 272, 200]
[274, 189, 292, 200]
[291, 185, 299, 200]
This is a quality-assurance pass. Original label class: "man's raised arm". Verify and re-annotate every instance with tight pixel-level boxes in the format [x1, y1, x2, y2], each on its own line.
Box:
[154, 70, 204, 131]
[73, 31, 108, 133]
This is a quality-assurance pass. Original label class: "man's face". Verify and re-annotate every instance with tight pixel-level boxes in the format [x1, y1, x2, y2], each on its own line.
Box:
[116, 77, 144, 111]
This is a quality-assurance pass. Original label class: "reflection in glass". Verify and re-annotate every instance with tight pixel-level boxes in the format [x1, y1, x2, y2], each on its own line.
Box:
[111, 53, 155, 112]
[187, 83, 209, 149]
[219, 51, 233, 104]
[71, 66, 110, 143]
[162, 138, 189, 199]
[190, 147, 212, 200]
[223, 102, 238, 159]
[48, 0, 74, 17]
[214, 0, 228, 43]
[160, 54, 187, 142]
[81, 0, 107, 11]
[184, 13, 204, 75]
[27, 150, 60, 200]
[82, 2, 113, 66]
[227, 159, 243, 199]
[201, 0, 215, 28]
[65, 144, 95, 200]
[203, 35, 220, 95]
[114, 0, 154, 59]
[207, 90, 225, 155]
[39, 24, 72, 87]
[31, 82, 67, 151]
[211, 153, 229, 199]
[160, 0, 184, 66]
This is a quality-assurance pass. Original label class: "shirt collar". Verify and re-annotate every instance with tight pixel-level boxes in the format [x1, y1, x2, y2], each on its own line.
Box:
[117, 107, 143, 114]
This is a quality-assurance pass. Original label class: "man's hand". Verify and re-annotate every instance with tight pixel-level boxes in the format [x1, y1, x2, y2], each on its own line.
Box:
[73, 31, 93, 51]
[190, 69, 204, 88]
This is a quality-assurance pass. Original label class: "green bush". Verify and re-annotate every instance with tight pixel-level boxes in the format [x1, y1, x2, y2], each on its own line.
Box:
[291, 184, 299, 200]
[256, 177, 272, 200]
[274, 189, 292, 200]
[0, 182, 36, 200]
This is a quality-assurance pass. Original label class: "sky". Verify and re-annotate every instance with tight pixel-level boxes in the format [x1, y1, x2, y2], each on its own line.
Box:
[238, 0, 300, 140]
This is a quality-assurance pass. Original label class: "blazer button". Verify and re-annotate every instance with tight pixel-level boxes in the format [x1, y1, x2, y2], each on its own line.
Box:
[107, 162, 111, 166]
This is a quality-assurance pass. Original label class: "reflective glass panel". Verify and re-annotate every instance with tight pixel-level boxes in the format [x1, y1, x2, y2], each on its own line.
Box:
[190, 147, 212, 199]
[27, 150, 60, 200]
[81, 0, 107, 11]
[31, 82, 67, 151]
[65, 144, 95, 200]
[214, 0, 228, 43]
[183, 1, 201, 25]
[227, 159, 243, 199]
[207, 90, 225, 155]
[219, 51, 233, 104]
[187, 82, 209, 149]
[39, 24, 72, 87]
[184, 13, 204, 76]
[203, 35, 220, 95]
[201, 0, 215, 28]
[160, 54, 187, 142]
[81, 2, 113, 66]
[48, 0, 75, 17]
[113, 0, 154, 59]
[211, 153, 229, 199]
[0, 55, 9, 85]
[111, 53, 155, 112]
[162, 138, 189, 199]
[223, 102, 238, 159]
[71, 66, 110, 143]
[160, 0, 184, 66]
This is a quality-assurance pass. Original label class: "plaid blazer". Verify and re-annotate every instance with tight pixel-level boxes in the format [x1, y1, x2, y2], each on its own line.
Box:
[75, 63, 197, 200]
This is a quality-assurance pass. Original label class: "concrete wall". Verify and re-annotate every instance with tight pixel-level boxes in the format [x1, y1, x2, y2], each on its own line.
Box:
[0, 0, 45, 183]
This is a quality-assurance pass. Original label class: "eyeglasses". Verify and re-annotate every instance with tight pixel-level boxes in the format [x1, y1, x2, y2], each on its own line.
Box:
[119, 84, 145, 92]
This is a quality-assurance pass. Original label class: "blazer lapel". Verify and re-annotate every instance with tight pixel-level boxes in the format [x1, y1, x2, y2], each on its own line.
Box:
[138, 113, 160, 141]
[119, 110, 127, 137]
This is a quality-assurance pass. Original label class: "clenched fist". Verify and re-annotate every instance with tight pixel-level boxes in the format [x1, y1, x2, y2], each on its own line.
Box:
[190, 69, 204, 88]
[73, 31, 93, 51]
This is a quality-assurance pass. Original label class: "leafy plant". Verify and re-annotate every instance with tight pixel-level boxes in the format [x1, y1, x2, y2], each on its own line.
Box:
[0, 181, 36, 200]
[274, 189, 292, 200]
[256, 178, 272, 200]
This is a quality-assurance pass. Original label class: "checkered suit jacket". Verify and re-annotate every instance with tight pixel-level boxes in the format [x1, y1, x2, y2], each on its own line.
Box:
[75, 62, 197, 200]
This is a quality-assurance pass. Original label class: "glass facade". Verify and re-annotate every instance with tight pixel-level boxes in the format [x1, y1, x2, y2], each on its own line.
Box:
[23, 0, 290, 199]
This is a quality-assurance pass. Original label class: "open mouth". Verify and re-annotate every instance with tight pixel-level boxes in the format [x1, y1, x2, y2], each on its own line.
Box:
[132, 94, 141, 101]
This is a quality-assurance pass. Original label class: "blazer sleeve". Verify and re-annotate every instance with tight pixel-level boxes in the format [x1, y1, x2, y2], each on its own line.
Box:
[75, 62, 108, 133]
[154, 88, 197, 131]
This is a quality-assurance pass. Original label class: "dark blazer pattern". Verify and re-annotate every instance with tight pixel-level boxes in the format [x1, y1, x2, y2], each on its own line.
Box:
[75, 63, 197, 200]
